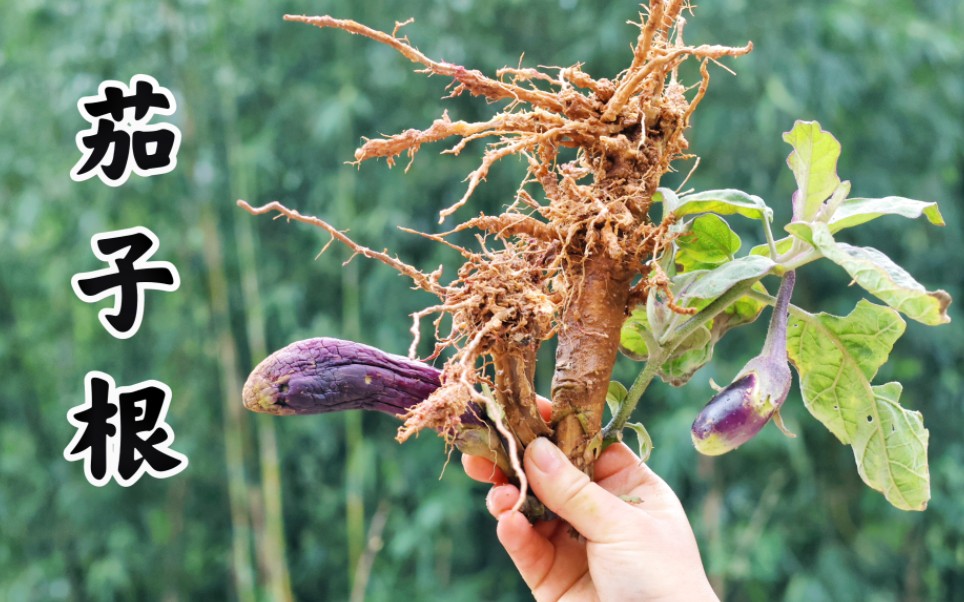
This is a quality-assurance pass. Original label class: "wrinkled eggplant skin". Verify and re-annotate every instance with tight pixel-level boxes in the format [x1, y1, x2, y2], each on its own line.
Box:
[243, 337, 448, 419]
[244, 337, 503, 473]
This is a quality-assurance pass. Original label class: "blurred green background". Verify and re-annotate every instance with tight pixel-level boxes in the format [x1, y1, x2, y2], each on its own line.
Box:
[1, 0, 961, 600]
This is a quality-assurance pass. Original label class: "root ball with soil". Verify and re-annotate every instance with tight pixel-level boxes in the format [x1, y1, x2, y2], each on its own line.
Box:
[242, 1, 753, 508]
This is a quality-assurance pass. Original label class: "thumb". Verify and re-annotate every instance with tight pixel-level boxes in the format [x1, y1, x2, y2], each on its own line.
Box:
[524, 438, 637, 543]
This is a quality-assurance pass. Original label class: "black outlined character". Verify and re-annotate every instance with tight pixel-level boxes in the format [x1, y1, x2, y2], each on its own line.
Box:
[65, 372, 188, 487]
[71, 226, 180, 339]
[64, 374, 117, 484]
[70, 74, 181, 187]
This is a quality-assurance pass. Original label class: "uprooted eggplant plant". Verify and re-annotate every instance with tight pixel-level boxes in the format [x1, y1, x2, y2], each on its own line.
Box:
[240, 1, 950, 514]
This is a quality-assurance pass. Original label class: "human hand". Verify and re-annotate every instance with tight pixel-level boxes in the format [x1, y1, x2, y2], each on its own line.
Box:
[462, 438, 717, 601]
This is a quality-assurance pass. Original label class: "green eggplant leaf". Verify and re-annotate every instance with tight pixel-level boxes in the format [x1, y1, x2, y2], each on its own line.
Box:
[786, 300, 929, 510]
[672, 189, 773, 222]
[711, 282, 768, 338]
[678, 255, 774, 304]
[606, 381, 629, 417]
[626, 422, 654, 462]
[657, 326, 714, 386]
[653, 187, 680, 206]
[855, 382, 931, 511]
[784, 222, 816, 246]
[620, 304, 712, 366]
[783, 120, 841, 221]
[750, 235, 795, 258]
[642, 271, 704, 341]
[620, 307, 654, 361]
[675, 214, 742, 272]
[654, 187, 682, 223]
[658, 283, 767, 386]
[623, 288, 763, 385]
[810, 222, 951, 325]
[829, 196, 945, 233]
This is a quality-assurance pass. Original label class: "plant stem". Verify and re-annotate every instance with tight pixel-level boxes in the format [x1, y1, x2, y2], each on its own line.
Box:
[658, 277, 759, 347]
[748, 289, 814, 320]
[760, 270, 795, 359]
[602, 349, 666, 440]
[763, 216, 779, 260]
[551, 252, 634, 471]
[779, 247, 821, 272]
[605, 277, 764, 440]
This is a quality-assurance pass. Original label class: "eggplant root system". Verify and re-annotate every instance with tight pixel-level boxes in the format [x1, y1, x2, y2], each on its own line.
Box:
[241, 1, 951, 513]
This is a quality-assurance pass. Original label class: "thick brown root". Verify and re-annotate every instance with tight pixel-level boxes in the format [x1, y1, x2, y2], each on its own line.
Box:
[551, 253, 635, 472]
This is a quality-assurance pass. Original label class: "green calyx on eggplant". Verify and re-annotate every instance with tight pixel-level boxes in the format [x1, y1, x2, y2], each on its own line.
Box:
[691, 271, 796, 456]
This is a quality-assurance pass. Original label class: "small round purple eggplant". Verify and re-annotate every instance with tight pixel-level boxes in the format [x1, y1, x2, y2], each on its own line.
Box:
[691, 271, 796, 455]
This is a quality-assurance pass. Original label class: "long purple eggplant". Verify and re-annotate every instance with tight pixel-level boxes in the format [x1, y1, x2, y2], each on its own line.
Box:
[243, 337, 451, 418]
[242, 337, 511, 472]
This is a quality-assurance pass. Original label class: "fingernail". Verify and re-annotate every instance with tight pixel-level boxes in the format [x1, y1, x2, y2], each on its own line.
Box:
[528, 437, 561, 473]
